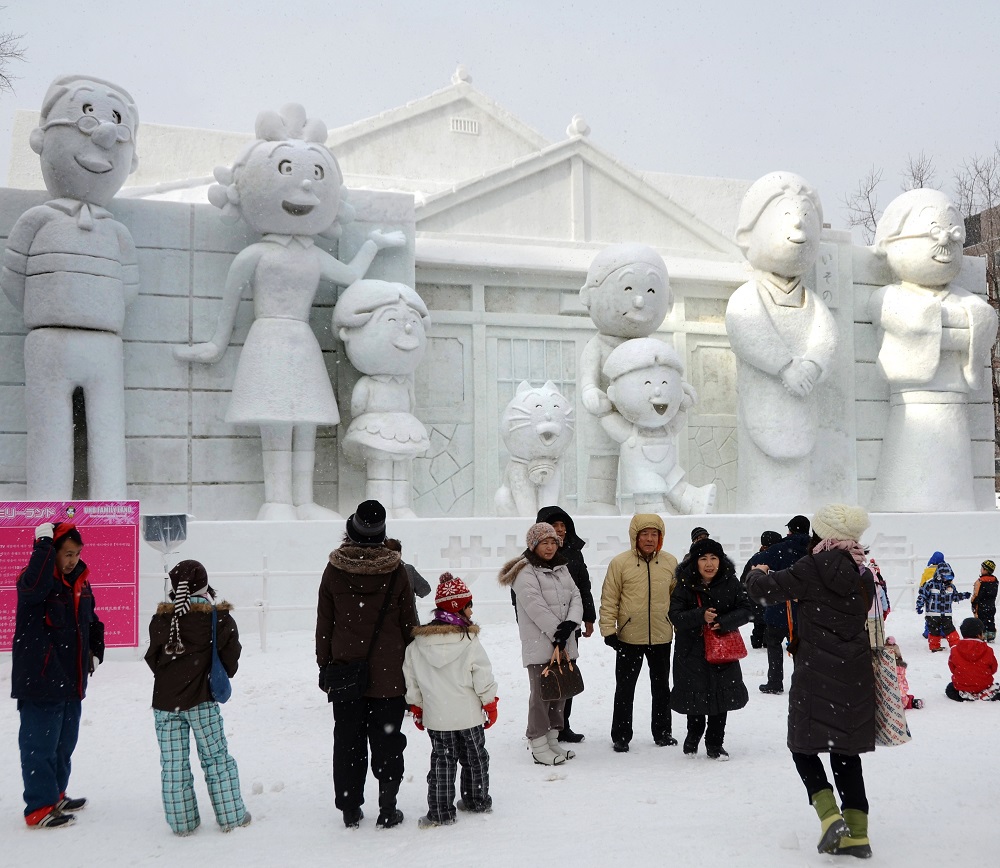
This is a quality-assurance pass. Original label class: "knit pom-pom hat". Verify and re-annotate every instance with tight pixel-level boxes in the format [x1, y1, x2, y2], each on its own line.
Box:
[435, 573, 472, 613]
[811, 503, 869, 543]
[526, 522, 559, 551]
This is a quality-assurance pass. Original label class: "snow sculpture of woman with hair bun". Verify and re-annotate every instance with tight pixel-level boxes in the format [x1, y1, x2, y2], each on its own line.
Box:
[175, 104, 404, 520]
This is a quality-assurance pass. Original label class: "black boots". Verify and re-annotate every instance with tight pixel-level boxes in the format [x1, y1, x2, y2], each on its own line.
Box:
[375, 780, 404, 829]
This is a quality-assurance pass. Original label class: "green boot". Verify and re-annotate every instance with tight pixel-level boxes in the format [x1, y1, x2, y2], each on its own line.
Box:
[812, 789, 849, 854]
[834, 809, 872, 859]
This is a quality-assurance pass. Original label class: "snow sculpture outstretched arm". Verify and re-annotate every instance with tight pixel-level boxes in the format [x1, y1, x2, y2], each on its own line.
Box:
[174, 245, 264, 364]
[320, 230, 406, 286]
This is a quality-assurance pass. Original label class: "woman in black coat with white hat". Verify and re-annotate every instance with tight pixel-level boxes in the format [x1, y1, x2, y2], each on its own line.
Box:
[669, 537, 751, 761]
[746, 503, 875, 859]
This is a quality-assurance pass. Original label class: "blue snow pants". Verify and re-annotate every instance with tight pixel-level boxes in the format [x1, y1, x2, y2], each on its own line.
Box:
[18, 699, 82, 816]
[153, 702, 246, 833]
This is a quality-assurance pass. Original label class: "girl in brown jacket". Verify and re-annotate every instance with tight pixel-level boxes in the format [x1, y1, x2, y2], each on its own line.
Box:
[145, 560, 249, 836]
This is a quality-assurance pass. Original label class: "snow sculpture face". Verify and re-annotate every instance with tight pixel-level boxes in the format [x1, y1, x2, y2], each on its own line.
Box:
[29, 75, 138, 207]
[236, 139, 342, 237]
[875, 189, 964, 288]
[500, 381, 575, 461]
[208, 104, 347, 239]
[580, 243, 672, 339]
[607, 362, 685, 429]
[736, 172, 822, 280]
[335, 279, 430, 376]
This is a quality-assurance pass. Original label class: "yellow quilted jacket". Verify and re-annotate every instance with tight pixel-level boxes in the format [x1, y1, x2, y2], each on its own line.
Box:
[599, 514, 678, 645]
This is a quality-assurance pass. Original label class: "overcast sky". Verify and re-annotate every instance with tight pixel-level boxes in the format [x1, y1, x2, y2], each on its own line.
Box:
[3, 0, 1000, 238]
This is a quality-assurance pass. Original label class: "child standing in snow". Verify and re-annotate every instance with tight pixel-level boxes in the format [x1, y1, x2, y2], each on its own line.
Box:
[145, 560, 250, 836]
[885, 637, 923, 709]
[403, 574, 499, 829]
[971, 560, 997, 643]
[916, 562, 970, 652]
[945, 618, 1000, 701]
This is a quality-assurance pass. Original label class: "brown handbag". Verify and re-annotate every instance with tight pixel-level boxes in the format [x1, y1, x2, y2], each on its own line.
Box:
[539, 647, 585, 701]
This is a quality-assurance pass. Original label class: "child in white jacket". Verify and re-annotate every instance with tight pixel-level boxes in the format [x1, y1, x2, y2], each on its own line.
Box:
[404, 574, 498, 828]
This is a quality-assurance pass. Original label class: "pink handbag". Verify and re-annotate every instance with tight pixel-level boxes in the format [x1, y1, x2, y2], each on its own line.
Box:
[697, 592, 748, 664]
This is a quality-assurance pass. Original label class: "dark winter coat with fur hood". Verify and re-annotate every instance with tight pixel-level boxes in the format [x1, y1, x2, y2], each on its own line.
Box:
[669, 555, 751, 716]
[746, 549, 876, 755]
[145, 597, 240, 712]
[316, 540, 417, 699]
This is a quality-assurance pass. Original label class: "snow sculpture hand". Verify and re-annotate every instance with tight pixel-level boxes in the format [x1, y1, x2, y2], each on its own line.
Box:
[174, 341, 225, 364]
[780, 358, 819, 397]
[368, 229, 406, 250]
[581, 384, 613, 416]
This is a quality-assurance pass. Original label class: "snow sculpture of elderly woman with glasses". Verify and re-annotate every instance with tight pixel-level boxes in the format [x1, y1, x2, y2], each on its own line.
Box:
[869, 189, 997, 511]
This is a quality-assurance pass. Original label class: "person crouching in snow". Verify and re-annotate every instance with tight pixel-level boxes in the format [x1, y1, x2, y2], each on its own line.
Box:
[945, 617, 1000, 702]
[971, 560, 998, 643]
[916, 561, 969, 651]
[145, 560, 250, 835]
[885, 637, 923, 709]
[403, 574, 498, 828]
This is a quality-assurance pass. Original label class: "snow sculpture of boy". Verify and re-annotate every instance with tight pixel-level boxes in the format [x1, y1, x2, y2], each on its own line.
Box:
[175, 104, 403, 520]
[869, 189, 998, 511]
[1, 75, 140, 499]
[334, 279, 430, 518]
[494, 380, 576, 517]
[602, 337, 715, 514]
[578, 243, 672, 514]
[725, 172, 837, 512]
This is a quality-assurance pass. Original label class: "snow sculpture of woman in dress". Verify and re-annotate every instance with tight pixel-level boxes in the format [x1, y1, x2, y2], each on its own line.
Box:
[175, 104, 403, 520]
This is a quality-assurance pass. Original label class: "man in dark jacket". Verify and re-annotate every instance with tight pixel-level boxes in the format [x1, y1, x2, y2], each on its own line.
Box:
[316, 500, 417, 830]
[742, 530, 782, 648]
[12, 521, 104, 828]
[536, 505, 596, 743]
[746, 515, 810, 694]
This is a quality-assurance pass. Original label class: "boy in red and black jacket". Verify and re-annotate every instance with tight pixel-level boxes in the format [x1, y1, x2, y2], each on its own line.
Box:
[12, 521, 104, 828]
[946, 617, 1000, 702]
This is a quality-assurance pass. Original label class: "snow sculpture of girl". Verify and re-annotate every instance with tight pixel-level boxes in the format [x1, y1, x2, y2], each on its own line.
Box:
[334, 279, 430, 518]
[175, 104, 403, 520]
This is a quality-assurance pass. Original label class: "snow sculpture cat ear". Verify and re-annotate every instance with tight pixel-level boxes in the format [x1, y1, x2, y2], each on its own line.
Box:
[515, 380, 533, 396]
[542, 380, 557, 392]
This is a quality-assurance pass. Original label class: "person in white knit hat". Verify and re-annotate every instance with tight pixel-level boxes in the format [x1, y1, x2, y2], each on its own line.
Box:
[746, 504, 876, 859]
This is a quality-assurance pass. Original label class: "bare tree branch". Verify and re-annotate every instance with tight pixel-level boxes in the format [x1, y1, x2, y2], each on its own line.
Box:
[841, 166, 883, 245]
[0, 28, 26, 95]
[901, 150, 937, 191]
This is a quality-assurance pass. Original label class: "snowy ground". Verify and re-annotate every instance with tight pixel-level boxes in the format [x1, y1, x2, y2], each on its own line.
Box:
[2, 608, 997, 867]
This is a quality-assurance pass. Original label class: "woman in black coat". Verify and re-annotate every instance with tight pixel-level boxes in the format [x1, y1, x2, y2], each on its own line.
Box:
[745, 503, 875, 859]
[669, 537, 750, 761]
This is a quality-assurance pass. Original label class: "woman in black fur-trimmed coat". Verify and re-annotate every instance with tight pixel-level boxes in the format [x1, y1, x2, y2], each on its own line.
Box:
[669, 537, 751, 760]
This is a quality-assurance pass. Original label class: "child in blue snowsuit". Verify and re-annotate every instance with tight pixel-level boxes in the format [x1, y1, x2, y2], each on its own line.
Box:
[145, 559, 249, 836]
[916, 562, 970, 652]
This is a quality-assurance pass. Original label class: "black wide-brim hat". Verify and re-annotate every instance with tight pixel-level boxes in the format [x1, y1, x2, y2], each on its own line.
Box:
[346, 499, 387, 546]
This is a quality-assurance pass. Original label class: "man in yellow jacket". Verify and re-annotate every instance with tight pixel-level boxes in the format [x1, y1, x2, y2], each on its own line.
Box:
[599, 513, 679, 753]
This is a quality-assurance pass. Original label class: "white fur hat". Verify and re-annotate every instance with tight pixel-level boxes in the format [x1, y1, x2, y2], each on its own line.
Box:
[811, 503, 869, 543]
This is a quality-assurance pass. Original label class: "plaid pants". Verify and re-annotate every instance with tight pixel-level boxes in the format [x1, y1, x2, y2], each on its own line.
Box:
[426, 726, 491, 823]
[154, 702, 246, 833]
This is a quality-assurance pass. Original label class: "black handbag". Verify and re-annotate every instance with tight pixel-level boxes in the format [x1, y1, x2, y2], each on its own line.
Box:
[538, 647, 585, 701]
[324, 571, 398, 704]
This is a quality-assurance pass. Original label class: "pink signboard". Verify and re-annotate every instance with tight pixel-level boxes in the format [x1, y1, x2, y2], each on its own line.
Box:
[0, 501, 140, 651]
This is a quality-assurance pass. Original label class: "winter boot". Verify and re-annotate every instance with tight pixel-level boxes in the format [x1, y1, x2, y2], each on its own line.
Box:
[833, 808, 872, 859]
[986, 630, 997, 643]
[812, 789, 849, 854]
[705, 745, 730, 761]
[530, 735, 566, 766]
[547, 730, 575, 760]
[945, 630, 961, 648]
[375, 780, 404, 829]
[25, 805, 75, 829]
[928, 633, 942, 652]
[342, 808, 364, 829]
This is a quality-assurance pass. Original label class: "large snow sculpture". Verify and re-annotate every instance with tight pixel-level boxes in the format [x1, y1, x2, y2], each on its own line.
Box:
[333, 279, 430, 518]
[578, 243, 672, 514]
[0, 75, 140, 499]
[174, 104, 403, 520]
[725, 172, 838, 512]
[602, 337, 715, 514]
[495, 380, 575, 516]
[869, 189, 998, 511]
